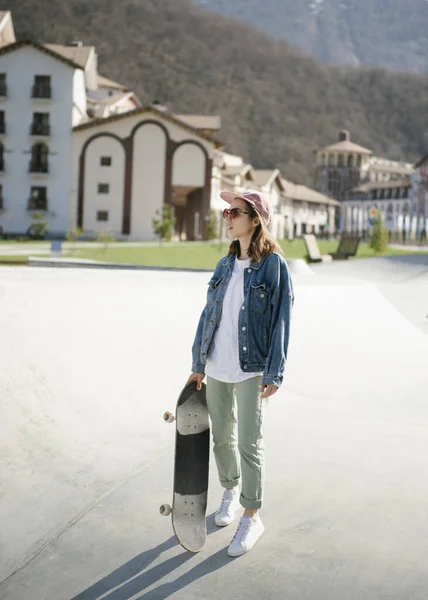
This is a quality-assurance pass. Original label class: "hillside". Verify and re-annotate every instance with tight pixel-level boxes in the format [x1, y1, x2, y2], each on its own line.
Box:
[195, 0, 428, 73]
[8, 0, 428, 185]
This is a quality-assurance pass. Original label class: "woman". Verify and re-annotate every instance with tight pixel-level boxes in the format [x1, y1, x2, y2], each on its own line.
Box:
[189, 189, 294, 557]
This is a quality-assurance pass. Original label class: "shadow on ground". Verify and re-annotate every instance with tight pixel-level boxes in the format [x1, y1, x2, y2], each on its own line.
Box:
[72, 513, 232, 600]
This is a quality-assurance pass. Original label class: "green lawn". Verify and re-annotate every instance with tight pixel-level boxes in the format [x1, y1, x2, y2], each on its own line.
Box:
[61, 239, 427, 269]
[1, 239, 427, 269]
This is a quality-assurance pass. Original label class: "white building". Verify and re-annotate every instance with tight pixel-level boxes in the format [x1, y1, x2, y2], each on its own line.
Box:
[411, 155, 428, 241]
[210, 150, 338, 241]
[71, 107, 220, 240]
[0, 40, 88, 237]
[315, 130, 416, 237]
[0, 11, 142, 238]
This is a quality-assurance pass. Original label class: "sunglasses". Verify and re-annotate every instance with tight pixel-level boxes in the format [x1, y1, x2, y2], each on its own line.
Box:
[222, 208, 249, 220]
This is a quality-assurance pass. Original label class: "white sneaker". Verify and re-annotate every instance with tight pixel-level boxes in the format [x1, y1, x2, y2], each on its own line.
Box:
[227, 515, 265, 557]
[215, 488, 241, 527]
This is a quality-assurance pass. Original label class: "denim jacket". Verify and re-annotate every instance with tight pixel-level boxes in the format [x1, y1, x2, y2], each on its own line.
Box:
[191, 252, 294, 387]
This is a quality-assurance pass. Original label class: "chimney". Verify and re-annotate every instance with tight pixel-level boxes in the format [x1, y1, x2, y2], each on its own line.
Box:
[339, 129, 350, 142]
[69, 40, 83, 47]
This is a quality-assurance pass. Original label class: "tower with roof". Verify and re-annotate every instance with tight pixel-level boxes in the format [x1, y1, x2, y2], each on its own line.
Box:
[314, 129, 373, 201]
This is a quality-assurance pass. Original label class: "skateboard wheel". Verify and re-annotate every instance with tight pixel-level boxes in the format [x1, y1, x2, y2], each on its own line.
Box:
[164, 412, 175, 423]
[160, 503, 172, 516]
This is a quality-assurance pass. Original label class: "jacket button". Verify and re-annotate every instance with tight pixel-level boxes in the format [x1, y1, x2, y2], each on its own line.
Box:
[243, 365, 247, 370]
[242, 327, 246, 331]
[247, 268, 252, 273]
[241, 305, 245, 310]
[243, 347, 247, 351]
[260, 294, 265, 298]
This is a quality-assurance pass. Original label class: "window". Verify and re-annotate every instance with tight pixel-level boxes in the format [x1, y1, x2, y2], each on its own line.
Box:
[0, 142, 4, 171]
[31, 113, 50, 136]
[29, 143, 49, 173]
[0, 74, 6, 97]
[347, 155, 353, 167]
[32, 75, 51, 99]
[100, 156, 112, 166]
[29, 186, 48, 210]
[97, 210, 109, 222]
[0, 184, 3, 209]
[328, 170, 341, 195]
[98, 183, 109, 194]
[0, 111, 4, 134]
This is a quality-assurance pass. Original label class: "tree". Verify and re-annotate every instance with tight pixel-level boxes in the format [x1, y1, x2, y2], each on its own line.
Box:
[152, 204, 176, 244]
[369, 212, 388, 253]
[206, 209, 218, 241]
[66, 227, 82, 254]
[96, 230, 116, 253]
[29, 212, 48, 239]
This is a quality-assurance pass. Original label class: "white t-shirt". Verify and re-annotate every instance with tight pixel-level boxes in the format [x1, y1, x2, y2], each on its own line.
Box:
[205, 257, 263, 383]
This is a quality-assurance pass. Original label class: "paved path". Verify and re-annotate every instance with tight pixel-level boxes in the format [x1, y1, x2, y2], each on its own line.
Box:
[0, 260, 428, 599]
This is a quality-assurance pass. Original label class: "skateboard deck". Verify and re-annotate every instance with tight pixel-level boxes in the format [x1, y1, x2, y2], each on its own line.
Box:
[161, 380, 210, 552]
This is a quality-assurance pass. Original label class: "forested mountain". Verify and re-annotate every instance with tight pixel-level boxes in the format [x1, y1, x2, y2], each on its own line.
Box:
[195, 0, 428, 73]
[8, 0, 428, 184]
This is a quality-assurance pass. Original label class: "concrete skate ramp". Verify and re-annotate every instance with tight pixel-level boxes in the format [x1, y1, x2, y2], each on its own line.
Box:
[1, 262, 428, 600]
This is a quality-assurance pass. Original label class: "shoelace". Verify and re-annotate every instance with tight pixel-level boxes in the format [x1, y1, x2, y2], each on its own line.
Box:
[219, 493, 236, 513]
[232, 519, 252, 543]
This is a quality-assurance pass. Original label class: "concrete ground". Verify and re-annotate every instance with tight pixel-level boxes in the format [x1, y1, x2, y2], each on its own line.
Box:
[0, 256, 428, 600]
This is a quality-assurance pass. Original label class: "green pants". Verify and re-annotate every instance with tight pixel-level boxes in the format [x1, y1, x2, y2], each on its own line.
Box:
[206, 375, 265, 510]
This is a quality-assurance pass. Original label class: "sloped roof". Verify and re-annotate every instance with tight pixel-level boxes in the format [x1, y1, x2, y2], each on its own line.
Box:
[253, 169, 284, 190]
[97, 74, 128, 91]
[223, 164, 255, 179]
[282, 179, 340, 206]
[0, 40, 83, 69]
[174, 115, 221, 131]
[44, 44, 94, 69]
[370, 163, 414, 175]
[414, 154, 428, 169]
[350, 177, 411, 193]
[0, 11, 8, 21]
[73, 105, 222, 146]
[318, 140, 373, 155]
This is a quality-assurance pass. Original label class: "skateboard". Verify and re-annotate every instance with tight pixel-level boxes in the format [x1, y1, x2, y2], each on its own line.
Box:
[160, 380, 210, 553]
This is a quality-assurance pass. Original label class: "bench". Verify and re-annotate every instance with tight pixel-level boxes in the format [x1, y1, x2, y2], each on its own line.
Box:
[302, 234, 333, 264]
[303, 233, 361, 263]
[329, 234, 361, 260]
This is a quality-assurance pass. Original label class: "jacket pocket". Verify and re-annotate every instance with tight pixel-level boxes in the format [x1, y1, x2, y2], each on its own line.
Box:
[250, 282, 268, 314]
[207, 276, 223, 305]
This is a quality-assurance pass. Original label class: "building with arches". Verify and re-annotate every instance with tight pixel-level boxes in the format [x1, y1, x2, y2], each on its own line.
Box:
[71, 107, 220, 240]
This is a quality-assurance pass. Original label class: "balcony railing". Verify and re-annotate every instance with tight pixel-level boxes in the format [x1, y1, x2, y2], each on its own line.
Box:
[31, 124, 50, 136]
[28, 198, 48, 211]
[0, 84, 6, 97]
[29, 161, 49, 174]
[32, 85, 52, 99]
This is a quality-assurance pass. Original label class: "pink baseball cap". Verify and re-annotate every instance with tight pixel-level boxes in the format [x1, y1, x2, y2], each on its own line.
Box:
[220, 189, 272, 224]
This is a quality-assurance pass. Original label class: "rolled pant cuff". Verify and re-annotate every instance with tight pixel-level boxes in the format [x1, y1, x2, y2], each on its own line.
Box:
[221, 481, 240, 489]
[240, 493, 262, 510]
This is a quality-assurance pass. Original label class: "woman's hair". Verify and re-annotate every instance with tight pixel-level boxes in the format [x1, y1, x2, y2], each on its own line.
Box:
[227, 201, 283, 262]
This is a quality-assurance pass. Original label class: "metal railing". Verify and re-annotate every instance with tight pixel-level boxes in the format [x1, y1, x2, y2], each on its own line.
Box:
[31, 124, 50, 136]
[29, 161, 49, 174]
[32, 85, 52, 99]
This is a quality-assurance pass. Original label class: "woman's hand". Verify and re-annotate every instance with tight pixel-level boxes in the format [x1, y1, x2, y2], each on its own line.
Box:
[259, 384, 278, 399]
[187, 372, 206, 391]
